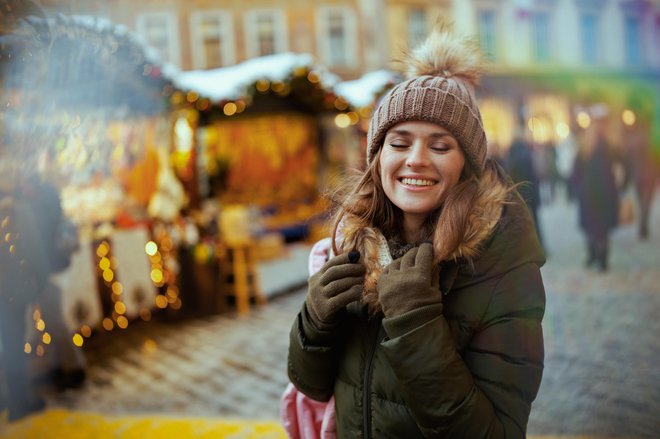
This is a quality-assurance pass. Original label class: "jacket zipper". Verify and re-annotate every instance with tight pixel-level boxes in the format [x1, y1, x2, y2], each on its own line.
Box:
[362, 319, 379, 439]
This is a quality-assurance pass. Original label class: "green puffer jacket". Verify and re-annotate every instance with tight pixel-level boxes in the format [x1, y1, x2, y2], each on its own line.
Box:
[287, 195, 546, 438]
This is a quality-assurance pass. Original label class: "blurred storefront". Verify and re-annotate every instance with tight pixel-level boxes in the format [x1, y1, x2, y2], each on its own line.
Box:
[171, 53, 365, 243]
[479, 68, 659, 157]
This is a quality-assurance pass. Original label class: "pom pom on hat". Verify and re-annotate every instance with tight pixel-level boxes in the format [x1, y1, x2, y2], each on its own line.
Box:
[366, 24, 488, 174]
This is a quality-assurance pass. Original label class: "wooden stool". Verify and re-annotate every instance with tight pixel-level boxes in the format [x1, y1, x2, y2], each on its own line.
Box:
[218, 242, 266, 315]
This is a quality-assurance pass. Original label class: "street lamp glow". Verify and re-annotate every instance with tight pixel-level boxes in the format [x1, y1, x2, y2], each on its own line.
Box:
[622, 109, 636, 126]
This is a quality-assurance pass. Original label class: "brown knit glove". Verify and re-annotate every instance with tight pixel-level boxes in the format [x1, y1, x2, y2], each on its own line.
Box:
[378, 243, 441, 318]
[306, 250, 365, 330]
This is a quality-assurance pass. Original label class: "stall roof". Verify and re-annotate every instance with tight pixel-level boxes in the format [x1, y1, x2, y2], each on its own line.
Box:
[175, 53, 339, 102]
[334, 70, 399, 109]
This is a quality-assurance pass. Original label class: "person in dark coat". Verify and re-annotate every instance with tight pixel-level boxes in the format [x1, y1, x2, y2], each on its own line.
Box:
[570, 104, 620, 272]
[285, 25, 546, 438]
[623, 112, 658, 240]
[0, 167, 59, 421]
[506, 128, 544, 249]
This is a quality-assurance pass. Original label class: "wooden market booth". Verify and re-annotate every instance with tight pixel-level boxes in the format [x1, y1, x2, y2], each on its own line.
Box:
[1, 12, 183, 348]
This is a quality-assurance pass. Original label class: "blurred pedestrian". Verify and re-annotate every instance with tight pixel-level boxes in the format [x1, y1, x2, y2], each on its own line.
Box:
[506, 124, 544, 249]
[623, 111, 658, 240]
[570, 104, 620, 272]
[284, 25, 546, 438]
[0, 165, 52, 421]
[0, 162, 81, 421]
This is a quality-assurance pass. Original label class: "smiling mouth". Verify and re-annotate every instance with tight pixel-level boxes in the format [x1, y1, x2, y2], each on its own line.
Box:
[399, 177, 437, 187]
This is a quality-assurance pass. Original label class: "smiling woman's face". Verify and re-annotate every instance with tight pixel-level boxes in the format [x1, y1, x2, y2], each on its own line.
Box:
[379, 120, 465, 225]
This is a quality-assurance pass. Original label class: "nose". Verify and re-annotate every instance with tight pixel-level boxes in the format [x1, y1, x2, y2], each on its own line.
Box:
[405, 142, 430, 168]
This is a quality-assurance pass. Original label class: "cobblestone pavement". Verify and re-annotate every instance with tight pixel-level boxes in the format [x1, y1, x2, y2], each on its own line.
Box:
[46, 194, 660, 438]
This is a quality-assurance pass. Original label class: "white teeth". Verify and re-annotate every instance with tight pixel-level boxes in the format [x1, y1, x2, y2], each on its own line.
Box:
[400, 178, 435, 186]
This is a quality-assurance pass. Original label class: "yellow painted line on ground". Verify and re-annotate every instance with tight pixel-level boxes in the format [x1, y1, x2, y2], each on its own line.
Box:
[0, 409, 646, 439]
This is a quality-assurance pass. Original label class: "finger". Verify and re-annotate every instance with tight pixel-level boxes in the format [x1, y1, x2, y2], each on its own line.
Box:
[320, 263, 365, 285]
[324, 276, 365, 297]
[400, 246, 419, 270]
[321, 252, 354, 271]
[415, 242, 435, 272]
[328, 284, 363, 309]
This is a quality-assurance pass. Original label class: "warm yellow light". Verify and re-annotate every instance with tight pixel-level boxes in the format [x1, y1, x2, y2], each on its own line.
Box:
[1, 216, 9, 229]
[145, 241, 158, 256]
[99, 257, 111, 271]
[307, 72, 320, 84]
[35, 319, 46, 331]
[170, 298, 182, 310]
[33, 309, 41, 321]
[36, 345, 45, 357]
[335, 113, 351, 128]
[9, 244, 15, 254]
[271, 82, 285, 93]
[114, 302, 127, 315]
[72, 333, 84, 347]
[112, 282, 123, 295]
[622, 109, 636, 126]
[223, 102, 237, 116]
[24, 343, 32, 354]
[155, 295, 169, 309]
[102, 318, 114, 331]
[334, 97, 349, 111]
[103, 269, 114, 282]
[556, 122, 570, 139]
[42, 333, 51, 344]
[150, 269, 164, 284]
[96, 242, 109, 258]
[347, 112, 360, 125]
[80, 325, 92, 337]
[186, 91, 199, 103]
[255, 79, 270, 93]
[577, 111, 591, 129]
[235, 100, 246, 113]
[140, 308, 152, 321]
[142, 339, 158, 354]
[116, 316, 129, 329]
[166, 287, 179, 299]
[4, 233, 10, 243]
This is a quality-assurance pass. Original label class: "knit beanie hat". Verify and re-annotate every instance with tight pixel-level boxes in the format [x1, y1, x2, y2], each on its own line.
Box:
[366, 25, 488, 174]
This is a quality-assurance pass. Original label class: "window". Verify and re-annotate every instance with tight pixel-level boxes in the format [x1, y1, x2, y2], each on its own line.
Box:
[478, 10, 497, 61]
[624, 15, 643, 66]
[190, 11, 234, 69]
[532, 11, 551, 62]
[245, 9, 287, 57]
[136, 12, 180, 66]
[317, 7, 357, 67]
[579, 13, 599, 65]
[408, 9, 427, 48]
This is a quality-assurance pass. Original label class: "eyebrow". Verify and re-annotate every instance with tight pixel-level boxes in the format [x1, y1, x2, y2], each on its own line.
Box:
[386, 129, 454, 140]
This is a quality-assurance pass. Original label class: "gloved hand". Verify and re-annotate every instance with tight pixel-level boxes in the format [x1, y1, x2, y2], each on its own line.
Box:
[378, 242, 441, 318]
[306, 250, 365, 330]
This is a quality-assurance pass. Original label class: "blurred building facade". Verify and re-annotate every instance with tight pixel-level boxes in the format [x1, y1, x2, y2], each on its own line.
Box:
[25, 0, 660, 150]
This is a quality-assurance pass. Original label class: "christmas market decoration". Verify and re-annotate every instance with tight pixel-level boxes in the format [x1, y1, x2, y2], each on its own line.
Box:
[1, 12, 184, 351]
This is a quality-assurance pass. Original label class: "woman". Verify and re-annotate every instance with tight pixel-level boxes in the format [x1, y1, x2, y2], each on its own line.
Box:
[570, 104, 620, 272]
[286, 26, 546, 438]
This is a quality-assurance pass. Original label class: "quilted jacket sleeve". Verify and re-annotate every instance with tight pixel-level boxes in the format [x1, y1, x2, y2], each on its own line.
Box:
[287, 303, 343, 402]
[380, 262, 545, 438]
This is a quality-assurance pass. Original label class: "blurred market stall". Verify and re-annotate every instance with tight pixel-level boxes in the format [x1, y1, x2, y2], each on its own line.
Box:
[0, 11, 182, 353]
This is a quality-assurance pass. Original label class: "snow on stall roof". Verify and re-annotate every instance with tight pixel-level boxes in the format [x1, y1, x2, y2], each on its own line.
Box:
[174, 52, 341, 102]
[334, 70, 398, 108]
